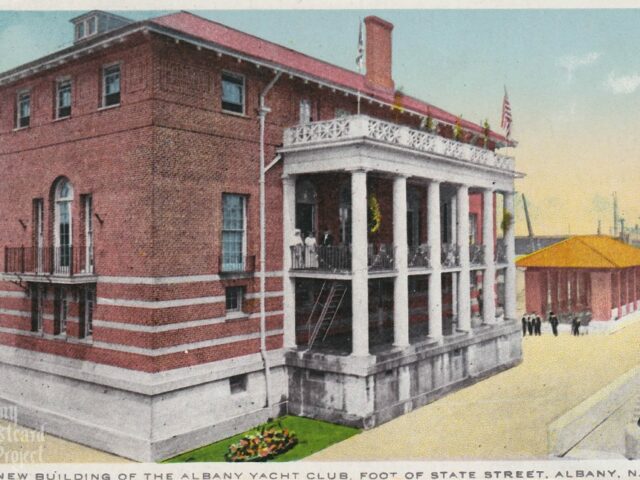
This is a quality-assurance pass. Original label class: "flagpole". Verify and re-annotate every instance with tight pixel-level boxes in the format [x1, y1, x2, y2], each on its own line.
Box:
[356, 17, 363, 116]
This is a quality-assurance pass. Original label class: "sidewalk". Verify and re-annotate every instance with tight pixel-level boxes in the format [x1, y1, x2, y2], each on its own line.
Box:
[308, 321, 640, 461]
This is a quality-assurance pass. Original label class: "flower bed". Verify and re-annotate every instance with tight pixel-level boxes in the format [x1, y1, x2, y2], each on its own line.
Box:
[225, 423, 298, 462]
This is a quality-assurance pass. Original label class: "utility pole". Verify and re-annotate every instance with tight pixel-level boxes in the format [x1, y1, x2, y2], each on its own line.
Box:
[597, 219, 601, 235]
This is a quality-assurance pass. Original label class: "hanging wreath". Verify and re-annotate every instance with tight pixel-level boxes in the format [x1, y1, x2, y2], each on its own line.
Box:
[368, 194, 382, 234]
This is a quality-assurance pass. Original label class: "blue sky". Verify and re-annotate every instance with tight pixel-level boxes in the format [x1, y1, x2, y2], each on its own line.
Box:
[2, 9, 640, 235]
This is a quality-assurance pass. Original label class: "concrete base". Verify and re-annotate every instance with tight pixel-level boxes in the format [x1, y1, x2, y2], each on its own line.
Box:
[548, 366, 640, 457]
[625, 423, 640, 459]
[0, 346, 288, 462]
[287, 320, 522, 429]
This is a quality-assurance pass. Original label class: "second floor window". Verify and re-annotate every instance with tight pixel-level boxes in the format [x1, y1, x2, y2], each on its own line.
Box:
[56, 80, 72, 118]
[221, 194, 246, 272]
[221, 72, 245, 114]
[16, 92, 30, 128]
[102, 64, 121, 107]
[299, 99, 312, 124]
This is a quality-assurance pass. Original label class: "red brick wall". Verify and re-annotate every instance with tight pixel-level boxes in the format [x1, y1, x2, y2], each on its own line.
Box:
[0, 30, 500, 373]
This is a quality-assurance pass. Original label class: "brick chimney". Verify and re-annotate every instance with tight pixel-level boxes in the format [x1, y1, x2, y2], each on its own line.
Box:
[364, 16, 395, 92]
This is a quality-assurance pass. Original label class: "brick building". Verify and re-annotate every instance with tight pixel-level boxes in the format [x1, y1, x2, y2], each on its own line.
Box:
[518, 235, 640, 330]
[0, 11, 522, 460]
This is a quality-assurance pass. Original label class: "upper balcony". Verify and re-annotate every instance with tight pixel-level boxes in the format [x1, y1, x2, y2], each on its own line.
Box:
[283, 115, 515, 173]
[4, 245, 95, 284]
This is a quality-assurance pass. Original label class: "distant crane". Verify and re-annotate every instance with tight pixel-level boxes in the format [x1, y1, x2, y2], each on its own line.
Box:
[522, 194, 536, 251]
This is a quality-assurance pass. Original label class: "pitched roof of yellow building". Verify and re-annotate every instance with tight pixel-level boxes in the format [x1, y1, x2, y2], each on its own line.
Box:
[516, 235, 640, 269]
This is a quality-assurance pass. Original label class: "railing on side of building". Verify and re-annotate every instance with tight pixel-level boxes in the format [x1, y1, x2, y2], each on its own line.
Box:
[441, 244, 460, 268]
[4, 245, 94, 276]
[469, 244, 485, 266]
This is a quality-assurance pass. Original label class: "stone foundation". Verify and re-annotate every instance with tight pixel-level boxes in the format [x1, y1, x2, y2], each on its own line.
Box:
[0, 346, 288, 462]
[286, 320, 522, 429]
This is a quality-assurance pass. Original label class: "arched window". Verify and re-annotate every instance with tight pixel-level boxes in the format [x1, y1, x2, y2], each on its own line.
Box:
[54, 178, 73, 271]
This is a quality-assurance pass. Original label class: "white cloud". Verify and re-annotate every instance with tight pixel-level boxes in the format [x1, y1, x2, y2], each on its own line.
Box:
[604, 72, 640, 94]
[557, 52, 601, 82]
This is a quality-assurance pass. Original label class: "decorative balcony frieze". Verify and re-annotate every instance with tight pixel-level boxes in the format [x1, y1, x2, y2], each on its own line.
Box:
[441, 244, 460, 268]
[283, 115, 515, 172]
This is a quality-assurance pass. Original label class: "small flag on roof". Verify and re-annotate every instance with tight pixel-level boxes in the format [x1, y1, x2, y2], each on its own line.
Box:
[501, 87, 512, 139]
[356, 19, 365, 73]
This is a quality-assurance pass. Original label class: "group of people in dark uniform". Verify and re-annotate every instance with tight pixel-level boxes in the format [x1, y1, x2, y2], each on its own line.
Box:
[521, 311, 560, 336]
[521, 313, 542, 336]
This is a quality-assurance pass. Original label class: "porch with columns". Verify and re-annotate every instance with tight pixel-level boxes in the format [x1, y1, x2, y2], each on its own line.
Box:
[280, 114, 522, 429]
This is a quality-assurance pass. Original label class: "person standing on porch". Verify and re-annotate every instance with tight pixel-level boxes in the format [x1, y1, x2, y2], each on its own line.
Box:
[304, 231, 318, 268]
[321, 227, 334, 246]
[292, 229, 304, 268]
[527, 314, 534, 336]
[521, 314, 528, 336]
[534, 314, 542, 335]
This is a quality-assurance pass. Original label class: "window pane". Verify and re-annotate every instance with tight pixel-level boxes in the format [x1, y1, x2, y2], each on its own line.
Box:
[58, 81, 72, 117]
[222, 74, 244, 113]
[104, 66, 121, 107]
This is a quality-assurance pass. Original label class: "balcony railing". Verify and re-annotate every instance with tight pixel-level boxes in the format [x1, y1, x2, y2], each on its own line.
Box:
[291, 245, 351, 272]
[283, 115, 515, 172]
[495, 240, 507, 264]
[368, 244, 395, 271]
[219, 255, 256, 274]
[290, 244, 396, 273]
[408, 244, 431, 269]
[4, 245, 94, 276]
[470, 244, 485, 266]
[441, 244, 459, 268]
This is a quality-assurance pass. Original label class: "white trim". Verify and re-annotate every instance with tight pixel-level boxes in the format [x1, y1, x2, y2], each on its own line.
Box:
[95, 271, 284, 284]
[96, 290, 283, 309]
[0, 326, 283, 357]
[0, 308, 30, 318]
[0, 291, 25, 298]
[0, 344, 286, 395]
[92, 309, 284, 333]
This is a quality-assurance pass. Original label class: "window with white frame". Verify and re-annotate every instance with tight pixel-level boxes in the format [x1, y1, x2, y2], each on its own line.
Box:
[56, 79, 72, 118]
[54, 179, 73, 271]
[225, 286, 245, 314]
[221, 194, 246, 271]
[82, 194, 94, 273]
[16, 91, 30, 128]
[102, 64, 121, 107]
[75, 15, 98, 41]
[221, 72, 245, 114]
[299, 99, 312, 124]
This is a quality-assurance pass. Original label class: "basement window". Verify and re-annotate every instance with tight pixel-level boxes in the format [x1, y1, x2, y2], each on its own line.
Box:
[229, 374, 248, 394]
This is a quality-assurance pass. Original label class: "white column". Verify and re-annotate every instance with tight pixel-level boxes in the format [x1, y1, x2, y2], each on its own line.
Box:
[482, 189, 496, 324]
[282, 175, 297, 349]
[427, 181, 443, 340]
[393, 175, 409, 347]
[504, 191, 517, 320]
[351, 169, 369, 356]
[457, 184, 471, 332]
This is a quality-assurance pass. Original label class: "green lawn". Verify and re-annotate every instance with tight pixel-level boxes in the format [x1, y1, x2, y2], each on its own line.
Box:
[163, 416, 360, 463]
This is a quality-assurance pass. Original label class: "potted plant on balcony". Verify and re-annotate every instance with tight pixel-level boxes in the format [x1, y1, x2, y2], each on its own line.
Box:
[453, 116, 464, 142]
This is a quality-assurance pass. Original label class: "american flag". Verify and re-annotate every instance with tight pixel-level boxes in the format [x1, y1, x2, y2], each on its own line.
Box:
[501, 87, 512, 139]
[356, 20, 364, 73]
